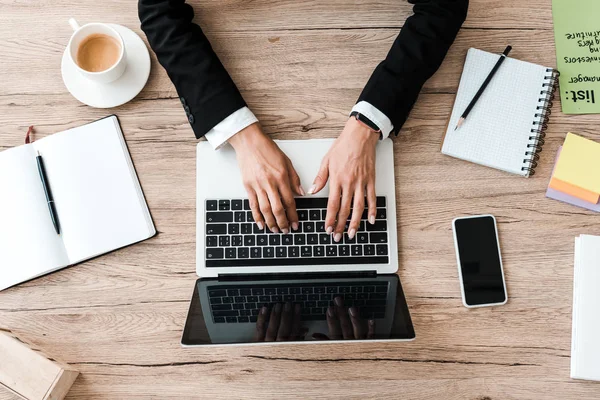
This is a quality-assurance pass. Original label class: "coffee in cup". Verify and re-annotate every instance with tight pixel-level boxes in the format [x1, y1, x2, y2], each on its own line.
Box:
[76, 33, 121, 72]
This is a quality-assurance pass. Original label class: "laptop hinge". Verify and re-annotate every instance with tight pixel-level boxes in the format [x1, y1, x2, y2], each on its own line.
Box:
[217, 270, 377, 281]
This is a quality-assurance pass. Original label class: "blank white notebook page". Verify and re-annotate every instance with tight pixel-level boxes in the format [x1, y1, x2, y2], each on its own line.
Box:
[571, 235, 600, 381]
[442, 48, 549, 176]
[34, 117, 155, 263]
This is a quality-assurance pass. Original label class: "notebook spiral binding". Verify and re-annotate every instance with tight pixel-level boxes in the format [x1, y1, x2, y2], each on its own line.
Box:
[522, 69, 560, 176]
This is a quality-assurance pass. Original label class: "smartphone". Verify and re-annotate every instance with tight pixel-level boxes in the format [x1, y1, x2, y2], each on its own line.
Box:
[452, 215, 507, 308]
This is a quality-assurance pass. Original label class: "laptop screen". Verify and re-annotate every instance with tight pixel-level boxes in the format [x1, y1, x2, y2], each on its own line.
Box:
[181, 274, 415, 345]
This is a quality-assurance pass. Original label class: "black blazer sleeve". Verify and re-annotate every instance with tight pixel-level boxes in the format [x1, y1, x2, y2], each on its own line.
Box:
[357, 0, 468, 135]
[139, 0, 247, 139]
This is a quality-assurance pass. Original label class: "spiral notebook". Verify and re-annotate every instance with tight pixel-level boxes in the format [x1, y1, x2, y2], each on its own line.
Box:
[442, 48, 558, 177]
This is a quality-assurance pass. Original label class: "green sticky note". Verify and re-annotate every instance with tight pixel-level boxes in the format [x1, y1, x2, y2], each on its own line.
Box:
[553, 0, 600, 114]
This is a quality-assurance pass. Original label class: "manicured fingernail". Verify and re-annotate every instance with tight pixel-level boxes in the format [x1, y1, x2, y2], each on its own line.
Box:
[261, 306, 268, 315]
[334, 297, 343, 306]
[349, 307, 357, 317]
[308, 185, 316, 194]
[327, 306, 335, 317]
[282, 228, 289, 234]
[271, 227, 279, 233]
[274, 303, 282, 312]
[257, 221, 264, 230]
[284, 302, 291, 311]
[295, 304, 301, 314]
[298, 186, 306, 196]
[292, 222, 299, 231]
[348, 228, 356, 239]
[369, 319, 375, 326]
[326, 226, 333, 234]
[334, 233, 342, 242]
[369, 215, 375, 225]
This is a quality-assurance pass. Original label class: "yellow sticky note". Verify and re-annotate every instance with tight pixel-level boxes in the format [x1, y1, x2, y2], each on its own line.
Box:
[553, 133, 600, 195]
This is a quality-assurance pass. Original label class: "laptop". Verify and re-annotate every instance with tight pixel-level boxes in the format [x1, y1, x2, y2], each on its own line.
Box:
[182, 139, 415, 346]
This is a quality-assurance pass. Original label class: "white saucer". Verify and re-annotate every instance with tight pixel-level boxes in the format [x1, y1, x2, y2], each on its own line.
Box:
[61, 24, 151, 108]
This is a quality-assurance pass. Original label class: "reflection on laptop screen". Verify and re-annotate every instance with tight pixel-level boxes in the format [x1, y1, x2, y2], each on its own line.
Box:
[182, 274, 415, 345]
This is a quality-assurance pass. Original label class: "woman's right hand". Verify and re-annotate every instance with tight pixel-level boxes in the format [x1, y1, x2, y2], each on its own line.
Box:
[228, 123, 304, 233]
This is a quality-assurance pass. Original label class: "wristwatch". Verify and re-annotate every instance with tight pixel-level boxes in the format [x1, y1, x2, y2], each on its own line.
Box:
[350, 111, 382, 135]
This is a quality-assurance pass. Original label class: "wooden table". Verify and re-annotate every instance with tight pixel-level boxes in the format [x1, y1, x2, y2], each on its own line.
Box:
[1, 0, 599, 398]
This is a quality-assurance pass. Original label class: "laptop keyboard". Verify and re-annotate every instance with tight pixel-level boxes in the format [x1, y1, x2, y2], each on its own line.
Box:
[208, 282, 389, 323]
[204, 197, 390, 267]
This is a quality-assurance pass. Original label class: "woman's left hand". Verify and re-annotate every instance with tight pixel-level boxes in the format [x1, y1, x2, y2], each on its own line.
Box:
[309, 117, 380, 242]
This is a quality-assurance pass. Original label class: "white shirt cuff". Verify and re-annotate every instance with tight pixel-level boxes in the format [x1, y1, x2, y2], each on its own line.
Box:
[204, 107, 259, 150]
[350, 101, 394, 139]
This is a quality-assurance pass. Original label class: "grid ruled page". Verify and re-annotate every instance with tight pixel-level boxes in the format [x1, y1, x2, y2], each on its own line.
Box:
[442, 48, 550, 176]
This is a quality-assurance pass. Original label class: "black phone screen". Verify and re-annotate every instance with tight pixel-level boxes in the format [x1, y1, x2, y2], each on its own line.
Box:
[454, 216, 506, 306]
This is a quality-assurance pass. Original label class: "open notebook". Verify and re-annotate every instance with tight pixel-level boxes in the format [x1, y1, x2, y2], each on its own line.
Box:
[442, 48, 558, 177]
[0, 116, 156, 291]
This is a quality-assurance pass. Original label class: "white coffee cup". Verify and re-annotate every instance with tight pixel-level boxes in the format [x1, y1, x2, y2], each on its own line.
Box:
[67, 18, 127, 84]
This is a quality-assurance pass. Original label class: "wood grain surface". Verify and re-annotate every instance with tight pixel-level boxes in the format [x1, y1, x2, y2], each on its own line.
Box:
[1, 0, 600, 399]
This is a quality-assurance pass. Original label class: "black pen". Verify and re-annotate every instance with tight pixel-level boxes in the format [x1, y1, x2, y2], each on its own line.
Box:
[455, 45, 512, 131]
[36, 151, 60, 235]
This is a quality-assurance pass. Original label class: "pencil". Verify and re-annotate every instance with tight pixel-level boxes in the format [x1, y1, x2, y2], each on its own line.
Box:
[455, 45, 512, 131]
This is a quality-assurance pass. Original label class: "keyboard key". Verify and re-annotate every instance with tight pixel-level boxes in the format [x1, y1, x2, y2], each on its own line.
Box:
[326, 246, 337, 256]
[370, 232, 388, 243]
[263, 247, 275, 258]
[357, 293, 369, 300]
[309, 210, 320, 220]
[375, 285, 387, 293]
[222, 296, 234, 304]
[232, 200, 243, 210]
[290, 287, 300, 294]
[254, 224, 265, 234]
[214, 317, 225, 323]
[296, 294, 307, 301]
[244, 236, 255, 246]
[376, 208, 386, 220]
[238, 247, 250, 258]
[213, 310, 239, 317]
[319, 234, 331, 244]
[245, 303, 256, 310]
[314, 287, 325, 293]
[367, 220, 387, 232]
[206, 248, 224, 259]
[259, 295, 270, 302]
[295, 197, 328, 209]
[339, 245, 350, 256]
[251, 247, 261, 258]
[247, 295, 258, 302]
[376, 245, 389, 256]
[240, 288, 251, 295]
[277, 287, 288, 294]
[210, 297, 222, 304]
[264, 288, 276, 295]
[233, 303, 244, 310]
[228, 224, 240, 234]
[305, 301, 316, 308]
[301, 246, 312, 257]
[289, 246, 300, 257]
[302, 287, 313, 294]
[252, 288, 264, 295]
[357, 233, 369, 243]
[244, 199, 251, 210]
[272, 295, 283, 302]
[225, 248, 236, 258]
[247, 211, 254, 222]
[282, 234, 293, 245]
[232, 235, 243, 246]
[294, 234, 306, 245]
[351, 245, 362, 256]
[284, 294, 294, 302]
[235, 211, 245, 223]
[369, 292, 387, 299]
[344, 234, 356, 244]
[219, 200, 230, 210]
[209, 289, 227, 297]
[206, 200, 217, 210]
[364, 286, 375, 293]
[340, 286, 351, 294]
[241, 223, 253, 234]
[314, 246, 324, 257]
[364, 244, 375, 255]
[377, 197, 386, 207]
[359, 221, 366, 232]
[269, 235, 281, 246]
[257, 235, 268, 246]
[304, 222, 315, 233]
[206, 236, 218, 247]
[238, 316, 250, 323]
[276, 247, 287, 258]
[307, 234, 318, 245]
[308, 294, 319, 301]
[298, 210, 309, 221]
[226, 316, 237, 323]
[322, 210, 328, 220]
[219, 236, 230, 247]
[351, 286, 362, 293]
[318, 300, 329, 307]
[316, 222, 325, 232]
[206, 224, 226, 235]
[326, 287, 337, 293]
